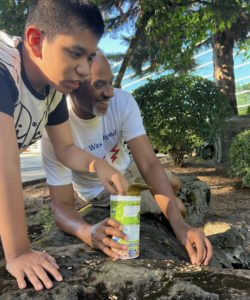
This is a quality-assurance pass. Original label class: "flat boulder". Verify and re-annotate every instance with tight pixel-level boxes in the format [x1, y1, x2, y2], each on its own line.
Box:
[0, 204, 249, 300]
[177, 176, 211, 226]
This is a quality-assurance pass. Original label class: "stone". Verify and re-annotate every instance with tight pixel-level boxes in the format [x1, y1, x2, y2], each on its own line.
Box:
[0, 205, 249, 300]
[214, 115, 250, 163]
[177, 176, 211, 226]
[206, 224, 244, 269]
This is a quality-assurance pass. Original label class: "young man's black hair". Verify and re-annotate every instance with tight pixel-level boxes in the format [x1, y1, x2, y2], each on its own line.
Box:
[23, 0, 104, 41]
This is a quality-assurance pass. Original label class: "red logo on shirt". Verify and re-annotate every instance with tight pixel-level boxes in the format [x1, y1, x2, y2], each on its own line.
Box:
[110, 143, 120, 164]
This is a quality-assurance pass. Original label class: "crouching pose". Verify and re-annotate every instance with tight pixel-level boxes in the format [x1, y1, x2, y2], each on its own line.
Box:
[42, 49, 212, 265]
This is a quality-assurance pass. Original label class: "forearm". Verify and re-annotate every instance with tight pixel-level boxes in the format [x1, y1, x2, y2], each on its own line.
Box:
[0, 161, 30, 260]
[55, 144, 105, 173]
[52, 203, 93, 246]
[139, 158, 186, 228]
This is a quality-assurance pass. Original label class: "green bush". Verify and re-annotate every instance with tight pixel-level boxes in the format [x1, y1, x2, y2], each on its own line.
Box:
[133, 74, 233, 166]
[238, 106, 250, 115]
[229, 130, 250, 187]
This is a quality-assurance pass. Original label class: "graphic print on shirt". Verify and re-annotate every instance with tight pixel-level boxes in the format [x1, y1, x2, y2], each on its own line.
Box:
[15, 102, 32, 149]
[15, 102, 49, 151]
[27, 110, 48, 147]
[110, 143, 120, 163]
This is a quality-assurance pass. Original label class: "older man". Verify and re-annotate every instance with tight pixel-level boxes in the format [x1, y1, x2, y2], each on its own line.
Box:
[41, 49, 212, 265]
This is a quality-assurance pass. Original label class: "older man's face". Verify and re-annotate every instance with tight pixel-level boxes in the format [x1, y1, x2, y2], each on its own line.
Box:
[74, 55, 114, 117]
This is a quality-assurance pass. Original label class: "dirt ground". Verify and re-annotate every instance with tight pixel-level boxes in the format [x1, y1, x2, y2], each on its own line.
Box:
[159, 156, 250, 225]
[0, 157, 249, 262]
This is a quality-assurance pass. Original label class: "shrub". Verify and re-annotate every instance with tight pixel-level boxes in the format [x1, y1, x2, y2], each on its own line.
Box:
[133, 74, 233, 166]
[27, 206, 55, 234]
[238, 105, 250, 115]
[229, 130, 250, 187]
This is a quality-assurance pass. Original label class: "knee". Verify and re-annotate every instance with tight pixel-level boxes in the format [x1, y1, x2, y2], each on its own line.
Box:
[176, 197, 186, 219]
[171, 176, 181, 195]
[180, 202, 186, 219]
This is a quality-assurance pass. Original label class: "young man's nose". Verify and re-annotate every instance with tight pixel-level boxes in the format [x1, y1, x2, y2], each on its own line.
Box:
[103, 85, 114, 98]
[75, 60, 90, 78]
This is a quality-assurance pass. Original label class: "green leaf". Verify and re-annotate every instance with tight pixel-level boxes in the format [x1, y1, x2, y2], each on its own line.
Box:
[227, 20, 231, 29]
[219, 22, 225, 32]
[230, 15, 237, 23]
[208, 23, 213, 30]
[212, 27, 217, 34]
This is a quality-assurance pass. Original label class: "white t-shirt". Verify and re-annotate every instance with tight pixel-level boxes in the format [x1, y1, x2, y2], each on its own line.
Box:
[42, 88, 146, 200]
[0, 31, 68, 153]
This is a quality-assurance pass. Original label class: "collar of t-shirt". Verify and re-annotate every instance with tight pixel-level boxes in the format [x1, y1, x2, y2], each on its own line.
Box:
[69, 107, 101, 126]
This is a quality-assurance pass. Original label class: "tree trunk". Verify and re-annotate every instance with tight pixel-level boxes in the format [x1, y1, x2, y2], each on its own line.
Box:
[212, 27, 238, 115]
[113, 9, 155, 89]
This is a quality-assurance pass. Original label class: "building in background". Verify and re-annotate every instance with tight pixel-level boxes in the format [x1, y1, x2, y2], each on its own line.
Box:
[112, 44, 250, 113]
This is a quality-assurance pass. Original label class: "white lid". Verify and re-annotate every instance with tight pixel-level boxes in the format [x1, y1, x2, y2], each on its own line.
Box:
[110, 195, 140, 201]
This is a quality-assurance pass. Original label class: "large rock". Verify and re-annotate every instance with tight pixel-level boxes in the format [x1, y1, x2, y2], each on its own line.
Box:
[177, 176, 211, 227]
[0, 205, 249, 300]
[204, 222, 245, 269]
[214, 115, 250, 163]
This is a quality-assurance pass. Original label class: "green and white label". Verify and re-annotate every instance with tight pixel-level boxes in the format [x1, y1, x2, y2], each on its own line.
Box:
[110, 196, 140, 259]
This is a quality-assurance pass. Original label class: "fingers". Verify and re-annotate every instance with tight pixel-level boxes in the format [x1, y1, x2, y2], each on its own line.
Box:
[41, 259, 63, 283]
[185, 229, 213, 266]
[185, 239, 198, 265]
[103, 181, 119, 195]
[203, 237, 213, 266]
[111, 174, 128, 196]
[106, 227, 128, 241]
[103, 236, 127, 250]
[25, 269, 44, 291]
[99, 239, 127, 260]
[102, 245, 120, 260]
[106, 217, 123, 230]
[105, 218, 128, 241]
[193, 234, 205, 265]
[45, 253, 60, 269]
[15, 271, 27, 290]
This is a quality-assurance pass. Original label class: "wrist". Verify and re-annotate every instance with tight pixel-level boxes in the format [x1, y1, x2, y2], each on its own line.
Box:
[76, 222, 94, 246]
[89, 158, 107, 173]
[5, 244, 32, 262]
[168, 218, 189, 231]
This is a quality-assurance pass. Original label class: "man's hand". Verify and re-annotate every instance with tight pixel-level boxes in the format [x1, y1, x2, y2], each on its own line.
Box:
[6, 249, 63, 291]
[174, 225, 212, 266]
[93, 159, 128, 195]
[89, 218, 129, 259]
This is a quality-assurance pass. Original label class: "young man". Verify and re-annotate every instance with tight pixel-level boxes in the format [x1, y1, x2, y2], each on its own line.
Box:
[0, 0, 128, 292]
[42, 50, 213, 266]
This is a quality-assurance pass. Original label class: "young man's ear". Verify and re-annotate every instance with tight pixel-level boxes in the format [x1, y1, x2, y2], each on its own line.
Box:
[25, 26, 45, 58]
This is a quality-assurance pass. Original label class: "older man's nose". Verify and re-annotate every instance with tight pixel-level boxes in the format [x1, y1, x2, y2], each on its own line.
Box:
[103, 84, 114, 98]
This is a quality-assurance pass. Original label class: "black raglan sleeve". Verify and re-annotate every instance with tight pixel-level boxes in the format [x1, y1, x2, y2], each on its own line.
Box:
[47, 94, 69, 126]
[0, 62, 19, 117]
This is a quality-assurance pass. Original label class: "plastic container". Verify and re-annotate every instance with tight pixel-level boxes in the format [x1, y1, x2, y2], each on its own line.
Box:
[110, 195, 140, 259]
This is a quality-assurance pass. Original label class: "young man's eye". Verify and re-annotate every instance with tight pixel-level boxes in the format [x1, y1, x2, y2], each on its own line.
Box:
[87, 57, 93, 62]
[69, 51, 81, 57]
